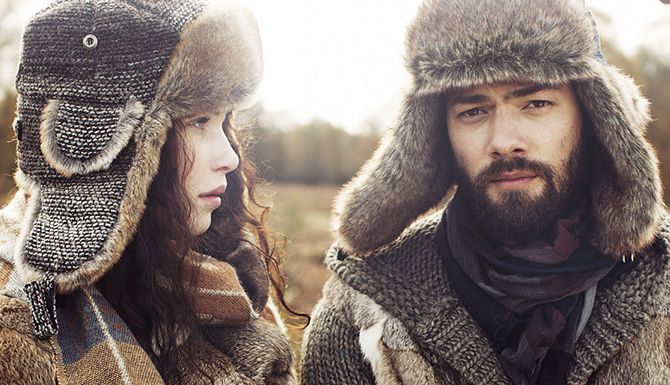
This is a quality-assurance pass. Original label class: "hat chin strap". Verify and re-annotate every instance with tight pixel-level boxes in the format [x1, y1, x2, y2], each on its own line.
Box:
[24, 272, 57, 339]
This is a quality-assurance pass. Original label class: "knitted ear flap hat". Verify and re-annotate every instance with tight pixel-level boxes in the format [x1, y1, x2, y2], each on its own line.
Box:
[12, 0, 263, 337]
[333, 0, 664, 259]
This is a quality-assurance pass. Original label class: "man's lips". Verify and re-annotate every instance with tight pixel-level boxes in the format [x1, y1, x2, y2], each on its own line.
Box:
[490, 171, 537, 190]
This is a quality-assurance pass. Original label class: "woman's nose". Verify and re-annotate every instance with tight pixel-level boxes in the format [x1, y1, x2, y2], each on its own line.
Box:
[212, 130, 239, 173]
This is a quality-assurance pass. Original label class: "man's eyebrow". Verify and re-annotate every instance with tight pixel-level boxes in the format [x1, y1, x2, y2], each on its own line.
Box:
[504, 84, 561, 100]
[449, 94, 491, 107]
[449, 84, 562, 107]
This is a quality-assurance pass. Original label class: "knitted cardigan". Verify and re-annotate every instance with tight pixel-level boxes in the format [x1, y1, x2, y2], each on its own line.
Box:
[301, 208, 670, 384]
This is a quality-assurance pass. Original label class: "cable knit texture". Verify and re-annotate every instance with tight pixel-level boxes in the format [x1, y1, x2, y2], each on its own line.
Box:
[305, 0, 668, 383]
[302, 210, 670, 384]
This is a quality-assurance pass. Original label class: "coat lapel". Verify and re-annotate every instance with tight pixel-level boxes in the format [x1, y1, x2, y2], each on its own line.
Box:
[328, 234, 512, 384]
[568, 223, 670, 384]
[329, 215, 670, 385]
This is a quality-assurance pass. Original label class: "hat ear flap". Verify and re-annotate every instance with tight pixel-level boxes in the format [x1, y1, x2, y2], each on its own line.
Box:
[332, 92, 455, 254]
[575, 66, 664, 257]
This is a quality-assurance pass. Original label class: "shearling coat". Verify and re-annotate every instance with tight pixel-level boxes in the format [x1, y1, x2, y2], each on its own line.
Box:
[302, 209, 670, 384]
[302, 0, 667, 382]
[0, 189, 296, 385]
[1, 1, 297, 383]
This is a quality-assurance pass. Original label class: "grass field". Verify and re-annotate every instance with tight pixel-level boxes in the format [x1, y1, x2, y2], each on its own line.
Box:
[264, 183, 337, 314]
[261, 182, 340, 369]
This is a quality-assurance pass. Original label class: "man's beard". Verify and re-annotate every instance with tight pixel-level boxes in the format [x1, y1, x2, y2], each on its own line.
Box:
[456, 145, 587, 245]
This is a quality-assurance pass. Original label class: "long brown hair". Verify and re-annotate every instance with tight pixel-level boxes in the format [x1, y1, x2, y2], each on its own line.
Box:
[97, 112, 304, 383]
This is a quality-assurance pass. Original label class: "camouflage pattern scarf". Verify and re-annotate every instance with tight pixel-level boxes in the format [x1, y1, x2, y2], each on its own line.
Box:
[437, 193, 615, 385]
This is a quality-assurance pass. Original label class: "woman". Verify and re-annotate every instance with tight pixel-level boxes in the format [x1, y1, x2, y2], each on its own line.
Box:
[0, 0, 298, 383]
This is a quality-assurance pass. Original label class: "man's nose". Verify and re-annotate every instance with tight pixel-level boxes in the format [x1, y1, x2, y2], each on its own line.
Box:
[487, 111, 528, 159]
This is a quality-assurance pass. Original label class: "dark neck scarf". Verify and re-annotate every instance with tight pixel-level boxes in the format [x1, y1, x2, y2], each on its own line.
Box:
[436, 192, 616, 385]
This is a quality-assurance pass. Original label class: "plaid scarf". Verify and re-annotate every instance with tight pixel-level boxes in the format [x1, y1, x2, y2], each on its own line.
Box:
[54, 239, 268, 384]
[436, 193, 615, 385]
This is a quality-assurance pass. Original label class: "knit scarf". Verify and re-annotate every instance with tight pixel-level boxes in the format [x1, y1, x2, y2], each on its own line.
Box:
[55, 238, 269, 384]
[436, 193, 615, 385]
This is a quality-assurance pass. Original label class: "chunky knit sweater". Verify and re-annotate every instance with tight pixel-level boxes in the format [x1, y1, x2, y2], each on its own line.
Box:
[301, 209, 670, 384]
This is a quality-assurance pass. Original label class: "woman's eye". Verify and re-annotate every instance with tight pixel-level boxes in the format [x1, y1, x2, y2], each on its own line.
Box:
[188, 116, 211, 128]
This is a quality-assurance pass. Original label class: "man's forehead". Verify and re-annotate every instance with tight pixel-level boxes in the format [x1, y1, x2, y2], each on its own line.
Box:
[447, 82, 569, 105]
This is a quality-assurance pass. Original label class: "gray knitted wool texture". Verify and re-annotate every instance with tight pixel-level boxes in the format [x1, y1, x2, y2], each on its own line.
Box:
[14, 0, 206, 338]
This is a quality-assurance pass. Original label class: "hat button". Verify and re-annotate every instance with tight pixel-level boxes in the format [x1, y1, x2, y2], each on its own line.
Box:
[82, 34, 98, 49]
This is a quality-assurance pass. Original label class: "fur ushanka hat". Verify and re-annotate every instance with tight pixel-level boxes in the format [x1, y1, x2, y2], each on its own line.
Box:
[333, 0, 664, 259]
[11, 0, 262, 337]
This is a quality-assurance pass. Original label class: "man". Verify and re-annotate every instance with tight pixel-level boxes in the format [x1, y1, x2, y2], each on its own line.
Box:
[301, 0, 670, 384]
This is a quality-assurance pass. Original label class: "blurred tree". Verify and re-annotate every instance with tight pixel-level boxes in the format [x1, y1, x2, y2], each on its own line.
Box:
[0, 0, 24, 199]
[637, 47, 670, 208]
[593, 9, 670, 207]
[250, 116, 378, 185]
[0, 2, 20, 91]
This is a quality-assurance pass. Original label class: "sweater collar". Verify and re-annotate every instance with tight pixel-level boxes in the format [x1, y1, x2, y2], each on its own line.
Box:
[327, 210, 670, 385]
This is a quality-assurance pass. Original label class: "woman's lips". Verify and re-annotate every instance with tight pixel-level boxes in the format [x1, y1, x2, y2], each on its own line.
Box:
[200, 195, 222, 207]
[490, 172, 537, 190]
[199, 185, 226, 207]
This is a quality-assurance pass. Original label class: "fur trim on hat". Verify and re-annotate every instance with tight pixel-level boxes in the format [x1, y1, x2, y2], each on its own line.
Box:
[13, 2, 263, 293]
[154, 2, 264, 118]
[333, 0, 664, 259]
[39, 98, 144, 177]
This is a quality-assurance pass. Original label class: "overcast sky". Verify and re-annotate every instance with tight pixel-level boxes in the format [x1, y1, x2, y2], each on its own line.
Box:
[7, 0, 670, 134]
[242, 0, 670, 133]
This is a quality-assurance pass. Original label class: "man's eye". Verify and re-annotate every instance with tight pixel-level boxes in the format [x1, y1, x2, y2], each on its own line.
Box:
[460, 108, 483, 117]
[528, 100, 551, 108]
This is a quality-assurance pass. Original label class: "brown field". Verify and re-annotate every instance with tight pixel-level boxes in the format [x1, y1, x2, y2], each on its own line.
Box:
[264, 183, 336, 313]
[261, 183, 338, 353]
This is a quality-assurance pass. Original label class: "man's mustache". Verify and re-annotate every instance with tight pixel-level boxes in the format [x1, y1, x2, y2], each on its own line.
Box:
[476, 157, 555, 185]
